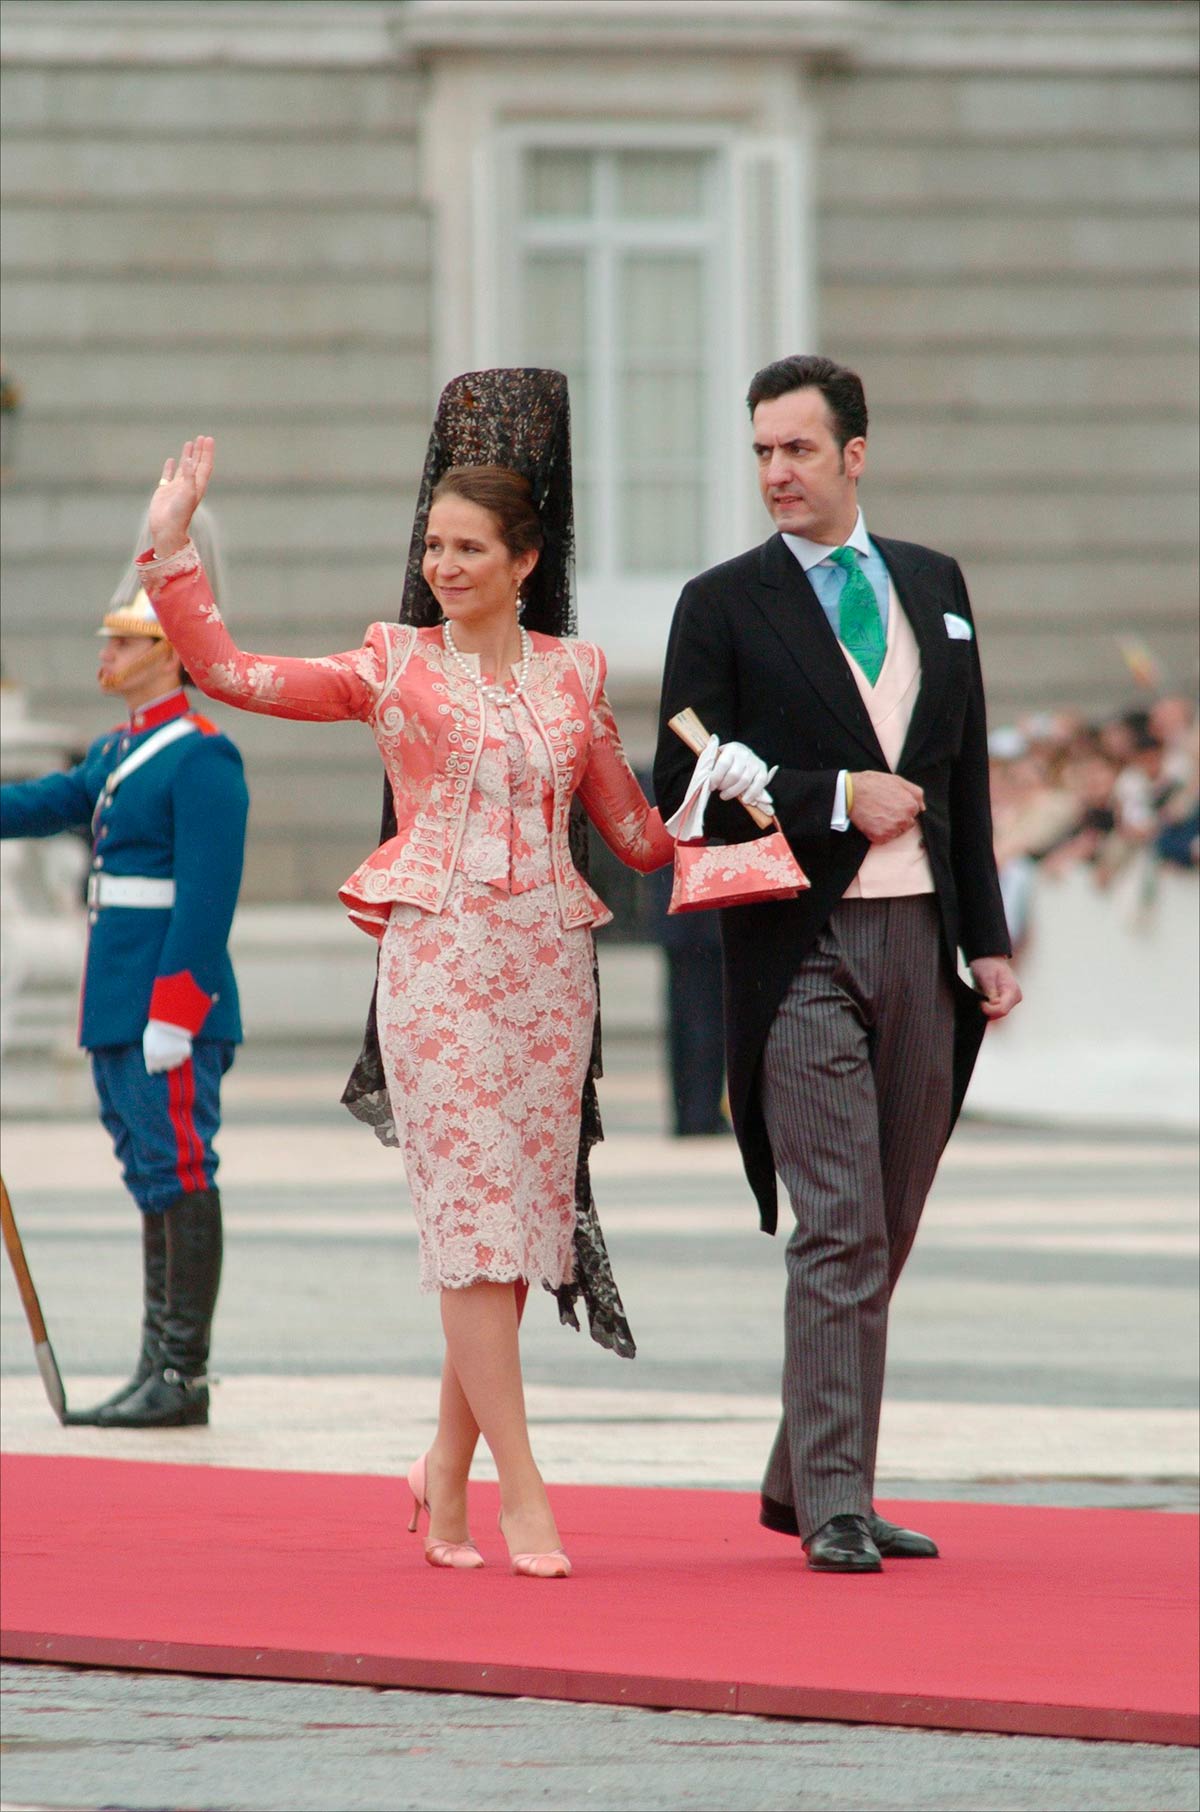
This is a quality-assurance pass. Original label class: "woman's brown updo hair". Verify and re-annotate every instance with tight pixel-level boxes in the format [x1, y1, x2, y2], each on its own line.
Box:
[431, 465, 544, 563]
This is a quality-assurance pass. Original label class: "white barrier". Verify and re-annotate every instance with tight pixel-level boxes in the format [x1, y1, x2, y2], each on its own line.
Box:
[967, 858, 1199, 1133]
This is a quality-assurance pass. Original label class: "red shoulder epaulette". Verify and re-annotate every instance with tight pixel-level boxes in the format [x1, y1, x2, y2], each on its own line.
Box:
[189, 713, 220, 736]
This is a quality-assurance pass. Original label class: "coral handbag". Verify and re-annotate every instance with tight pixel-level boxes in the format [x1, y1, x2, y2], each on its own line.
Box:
[666, 709, 810, 914]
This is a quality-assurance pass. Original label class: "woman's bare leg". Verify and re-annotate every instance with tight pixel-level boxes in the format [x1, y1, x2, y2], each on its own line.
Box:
[426, 1282, 529, 1545]
[439, 1280, 560, 1558]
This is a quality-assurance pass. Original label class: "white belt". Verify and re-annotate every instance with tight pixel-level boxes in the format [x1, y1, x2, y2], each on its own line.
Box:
[87, 874, 176, 909]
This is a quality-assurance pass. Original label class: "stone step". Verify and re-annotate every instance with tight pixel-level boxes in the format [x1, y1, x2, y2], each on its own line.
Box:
[2, 200, 430, 275]
[3, 134, 419, 205]
[5, 415, 429, 490]
[5, 345, 430, 411]
[821, 209, 1198, 277]
[819, 142, 1198, 209]
[823, 281, 1198, 346]
[815, 73, 1200, 140]
[0, 66, 423, 134]
[2, 275, 429, 346]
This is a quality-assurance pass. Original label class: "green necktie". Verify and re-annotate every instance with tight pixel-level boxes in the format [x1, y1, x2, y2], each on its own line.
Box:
[830, 545, 886, 686]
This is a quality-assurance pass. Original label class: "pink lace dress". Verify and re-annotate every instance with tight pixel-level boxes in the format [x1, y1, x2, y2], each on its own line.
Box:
[132, 541, 674, 1308]
[376, 682, 595, 1293]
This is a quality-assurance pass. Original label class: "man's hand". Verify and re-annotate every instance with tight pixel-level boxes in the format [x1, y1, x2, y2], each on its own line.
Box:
[147, 435, 215, 559]
[143, 1019, 193, 1075]
[849, 772, 925, 843]
[711, 741, 778, 815]
[969, 956, 1023, 1021]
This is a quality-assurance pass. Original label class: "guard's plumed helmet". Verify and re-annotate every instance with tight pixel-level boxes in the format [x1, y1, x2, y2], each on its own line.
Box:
[96, 586, 166, 640]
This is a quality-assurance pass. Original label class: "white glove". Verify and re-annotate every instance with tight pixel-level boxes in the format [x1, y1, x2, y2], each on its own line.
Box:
[664, 735, 721, 841]
[143, 1019, 193, 1075]
[710, 741, 778, 815]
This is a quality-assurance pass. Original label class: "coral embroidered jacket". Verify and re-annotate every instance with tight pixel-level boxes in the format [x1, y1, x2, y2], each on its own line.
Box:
[139, 542, 672, 936]
[0, 689, 247, 1048]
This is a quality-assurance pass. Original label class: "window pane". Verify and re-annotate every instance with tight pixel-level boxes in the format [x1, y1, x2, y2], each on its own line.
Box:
[620, 372, 702, 462]
[522, 255, 588, 360]
[615, 151, 707, 219]
[620, 481, 704, 571]
[524, 149, 593, 218]
[618, 254, 704, 357]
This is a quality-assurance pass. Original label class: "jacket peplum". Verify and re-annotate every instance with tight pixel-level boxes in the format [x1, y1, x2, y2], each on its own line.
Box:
[0, 694, 247, 1049]
[139, 541, 671, 934]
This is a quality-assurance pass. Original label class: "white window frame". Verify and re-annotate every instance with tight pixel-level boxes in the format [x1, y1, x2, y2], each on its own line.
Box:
[472, 123, 808, 674]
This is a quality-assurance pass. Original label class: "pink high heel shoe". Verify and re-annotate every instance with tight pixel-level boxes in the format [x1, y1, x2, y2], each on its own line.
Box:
[406, 1454, 484, 1571]
[499, 1512, 572, 1579]
[510, 1549, 572, 1579]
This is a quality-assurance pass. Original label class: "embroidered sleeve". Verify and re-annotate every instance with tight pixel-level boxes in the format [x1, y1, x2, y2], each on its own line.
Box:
[565, 638, 604, 706]
[576, 660, 674, 874]
[138, 544, 386, 724]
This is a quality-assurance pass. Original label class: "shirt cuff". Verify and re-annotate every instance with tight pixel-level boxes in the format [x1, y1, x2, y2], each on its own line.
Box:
[137, 540, 201, 584]
[831, 770, 850, 832]
[149, 970, 214, 1035]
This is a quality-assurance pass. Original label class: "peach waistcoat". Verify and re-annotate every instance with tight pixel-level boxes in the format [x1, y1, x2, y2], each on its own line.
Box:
[842, 581, 936, 899]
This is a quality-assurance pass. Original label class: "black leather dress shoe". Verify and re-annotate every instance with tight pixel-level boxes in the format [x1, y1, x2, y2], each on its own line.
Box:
[803, 1514, 882, 1573]
[869, 1512, 939, 1559]
[762, 1495, 939, 1559]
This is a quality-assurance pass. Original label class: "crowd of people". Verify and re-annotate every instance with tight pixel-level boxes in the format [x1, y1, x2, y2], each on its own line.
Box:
[989, 692, 1199, 944]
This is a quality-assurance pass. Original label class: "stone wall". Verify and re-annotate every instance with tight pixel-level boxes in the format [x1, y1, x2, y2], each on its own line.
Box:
[812, 41, 1199, 716]
[0, 27, 429, 901]
[1, 1, 1196, 904]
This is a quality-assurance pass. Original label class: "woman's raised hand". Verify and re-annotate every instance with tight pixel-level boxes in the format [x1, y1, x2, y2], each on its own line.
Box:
[147, 436, 215, 557]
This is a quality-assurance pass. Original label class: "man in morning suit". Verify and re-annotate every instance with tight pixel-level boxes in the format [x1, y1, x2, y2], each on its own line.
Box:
[0, 510, 247, 1428]
[654, 356, 1021, 1571]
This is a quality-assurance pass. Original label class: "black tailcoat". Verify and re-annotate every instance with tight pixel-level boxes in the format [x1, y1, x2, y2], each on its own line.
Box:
[653, 531, 1010, 1233]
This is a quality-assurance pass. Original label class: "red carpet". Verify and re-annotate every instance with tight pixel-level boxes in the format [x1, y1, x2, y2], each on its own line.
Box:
[2, 1454, 1196, 1745]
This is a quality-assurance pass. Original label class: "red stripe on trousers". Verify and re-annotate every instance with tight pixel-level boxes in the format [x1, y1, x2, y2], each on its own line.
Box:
[167, 1059, 206, 1194]
[178, 1058, 206, 1190]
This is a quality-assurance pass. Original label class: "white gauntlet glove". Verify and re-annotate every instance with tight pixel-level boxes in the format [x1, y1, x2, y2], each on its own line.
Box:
[143, 1019, 193, 1075]
[710, 741, 778, 815]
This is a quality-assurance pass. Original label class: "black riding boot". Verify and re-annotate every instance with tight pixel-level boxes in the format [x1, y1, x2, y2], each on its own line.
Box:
[96, 1188, 222, 1428]
[65, 1212, 168, 1425]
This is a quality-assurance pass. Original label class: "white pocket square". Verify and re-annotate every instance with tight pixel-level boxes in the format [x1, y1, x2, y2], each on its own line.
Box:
[944, 612, 974, 641]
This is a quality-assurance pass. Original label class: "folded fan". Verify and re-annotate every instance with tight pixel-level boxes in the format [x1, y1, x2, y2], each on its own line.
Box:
[665, 710, 809, 914]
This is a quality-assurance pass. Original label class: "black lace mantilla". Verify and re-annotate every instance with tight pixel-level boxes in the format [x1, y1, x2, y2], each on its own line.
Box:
[340, 368, 635, 1359]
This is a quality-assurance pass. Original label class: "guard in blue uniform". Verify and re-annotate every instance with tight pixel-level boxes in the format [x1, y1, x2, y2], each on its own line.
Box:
[0, 515, 248, 1426]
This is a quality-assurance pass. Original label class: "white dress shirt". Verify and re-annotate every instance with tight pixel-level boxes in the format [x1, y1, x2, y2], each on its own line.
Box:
[781, 509, 878, 832]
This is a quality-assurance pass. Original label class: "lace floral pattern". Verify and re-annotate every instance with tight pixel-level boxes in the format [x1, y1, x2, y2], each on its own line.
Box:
[455, 690, 555, 891]
[677, 840, 808, 894]
[140, 530, 651, 1352]
[377, 877, 595, 1293]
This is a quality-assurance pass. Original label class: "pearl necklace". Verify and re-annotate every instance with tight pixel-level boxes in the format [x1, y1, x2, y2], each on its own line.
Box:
[442, 620, 531, 706]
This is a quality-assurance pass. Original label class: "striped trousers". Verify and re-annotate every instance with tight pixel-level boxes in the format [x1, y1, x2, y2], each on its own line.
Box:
[759, 896, 955, 1540]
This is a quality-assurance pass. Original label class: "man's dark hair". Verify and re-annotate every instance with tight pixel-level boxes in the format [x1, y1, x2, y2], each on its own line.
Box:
[746, 355, 868, 448]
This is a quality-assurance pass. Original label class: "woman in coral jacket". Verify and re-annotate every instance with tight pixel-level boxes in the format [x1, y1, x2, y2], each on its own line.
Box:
[137, 373, 727, 1581]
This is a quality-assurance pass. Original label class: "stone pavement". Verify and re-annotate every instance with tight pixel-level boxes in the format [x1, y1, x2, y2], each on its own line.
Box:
[1, 1036, 1198, 1810]
[2, 1048, 1196, 1495]
[2, 1665, 1198, 1812]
